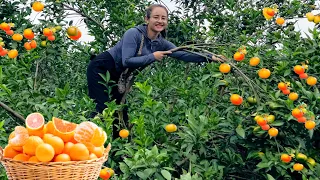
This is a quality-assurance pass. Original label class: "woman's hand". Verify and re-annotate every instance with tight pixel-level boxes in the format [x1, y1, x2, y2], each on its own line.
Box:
[153, 51, 172, 61]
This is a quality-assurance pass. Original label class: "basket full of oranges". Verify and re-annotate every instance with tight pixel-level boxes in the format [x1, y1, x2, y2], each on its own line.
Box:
[0, 112, 111, 180]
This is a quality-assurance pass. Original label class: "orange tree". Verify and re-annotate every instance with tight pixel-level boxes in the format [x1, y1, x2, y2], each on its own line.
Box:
[1, 0, 320, 179]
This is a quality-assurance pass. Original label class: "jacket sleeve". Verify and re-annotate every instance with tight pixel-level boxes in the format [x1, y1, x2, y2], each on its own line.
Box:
[121, 28, 155, 68]
[163, 40, 212, 63]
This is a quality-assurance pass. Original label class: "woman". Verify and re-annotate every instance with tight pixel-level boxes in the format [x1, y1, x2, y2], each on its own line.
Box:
[87, 4, 214, 138]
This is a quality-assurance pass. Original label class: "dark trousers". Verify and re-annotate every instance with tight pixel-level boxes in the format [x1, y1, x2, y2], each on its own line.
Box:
[86, 51, 128, 139]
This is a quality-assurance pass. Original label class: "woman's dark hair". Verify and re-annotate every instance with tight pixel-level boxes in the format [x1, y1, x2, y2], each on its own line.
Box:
[145, 4, 168, 38]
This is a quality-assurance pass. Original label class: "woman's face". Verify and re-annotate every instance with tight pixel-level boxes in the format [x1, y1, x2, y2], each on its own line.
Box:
[146, 7, 168, 33]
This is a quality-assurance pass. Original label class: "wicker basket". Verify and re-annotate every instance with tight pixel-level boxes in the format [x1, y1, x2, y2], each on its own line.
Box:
[0, 143, 111, 180]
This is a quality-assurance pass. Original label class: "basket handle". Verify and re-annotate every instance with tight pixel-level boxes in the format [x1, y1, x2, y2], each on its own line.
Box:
[103, 143, 111, 160]
[0, 146, 3, 161]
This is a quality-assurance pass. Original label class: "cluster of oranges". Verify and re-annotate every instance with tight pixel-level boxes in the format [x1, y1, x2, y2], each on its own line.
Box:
[277, 82, 300, 101]
[306, 12, 320, 24]
[293, 65, 317, 85]
[292, 105, 316, 130]
[254, 114, 278, 137]
[280, 153, 316, 171]
[262, 5, 285, 25]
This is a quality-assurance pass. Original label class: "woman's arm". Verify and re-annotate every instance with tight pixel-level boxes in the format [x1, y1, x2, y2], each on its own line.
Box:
[163, 40, 212, 63]
[121, 28, 155, 68]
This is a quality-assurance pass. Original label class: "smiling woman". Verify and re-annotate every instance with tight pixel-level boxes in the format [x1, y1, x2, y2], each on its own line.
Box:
[86, 4, 215, 139]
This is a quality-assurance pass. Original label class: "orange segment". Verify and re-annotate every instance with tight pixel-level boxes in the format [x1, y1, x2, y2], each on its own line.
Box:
[52, 117, 77, 142]
[9, 126, 29, 147]
[90, 127, 107, 147]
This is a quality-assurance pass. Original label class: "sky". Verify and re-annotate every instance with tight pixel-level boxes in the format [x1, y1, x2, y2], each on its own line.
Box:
[27, 0, 320, 43]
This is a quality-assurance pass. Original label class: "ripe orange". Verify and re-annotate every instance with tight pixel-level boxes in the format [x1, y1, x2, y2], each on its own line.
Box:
[67, 26, 78, 36]
[306, 12, 315, 22]
[292, 108, 304, 118]
[26, 112, 45, 131]
[276, 17, 285, 25]
[43, 28, 53, 37]
[314, 16, 320, 24]
[8, 49, 18, 59]
[263, 8, 273, 20]
[23, 29, 34, 39]
[9, 126, 29, 147]
[281, 154, 292, 163]
[293, 65, 304, 75]
[30, 40, 37, 49]
[89, 153, 98, 159]
[288, 92, 298, 101]
[24, 42, 32, 50]
[219, 63, 231, 73]
[268, 128, 278, 137]
[119, 129, 129, 138]
[165, 124, 177, 132]
[299, 73, 308, 79]
[12, 34, 23, 41]
[3, 145, 20, 158]
[91, 146, 104, 158]
[100, 168, 111, 180]
[230, 94, 243, 105]
[22, 136, 44, 156]
[258, 68, 271, 79]
[13, 153, 30, 161]
[69, 143, 90, 161]
[74, 121, 106, 147]
[32, 1, 45, 12]
[297, 116, 306, 123]
[62, 142, 74, 154]
[0, 22, 10, 31]
[47, 35, 55, 41]
[0, 49, 7, 56]
[306, 76, 317, 86]
[261, 124, 270, 131]
[282, 89, 290, 95]
[43, 135, 64, 155]
[257, 117, 267, 126]
[305, 120, 316, 130]
[233, 52, 245, 61]
[249, 57, 260, 66]
[293, 163, 304, 171]
[69, 31, 82, 40]
[28, 156, 40, 162]
[52, 117, 77, 142]
[277, 82, 287, 90]
[266, 9, 275, 16]
[35, 143, 55, 162]
[6, 30, 14, 36]
[54, 154, 71, 162]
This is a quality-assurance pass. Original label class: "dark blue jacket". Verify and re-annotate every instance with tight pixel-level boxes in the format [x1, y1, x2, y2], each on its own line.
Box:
[108, 24, 211, 72]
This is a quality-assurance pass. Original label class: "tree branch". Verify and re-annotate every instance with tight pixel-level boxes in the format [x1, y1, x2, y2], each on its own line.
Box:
[0, 101, 25, 122]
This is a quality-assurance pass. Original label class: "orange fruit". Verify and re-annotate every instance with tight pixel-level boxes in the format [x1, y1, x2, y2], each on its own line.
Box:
[219, 63, 231, 73]
[67, 26, 78, 36]
[258, 68, 271, 79]
[293, 65, 304, 75]
[0, 49, 8, 56]
[282, 89, 290, 95]
[6, 30, 14, 36]
[32, 1, 44, 12]
[13, 153, 30, 161]
[54, 154, 71, 162]
[63, 142, 74, 154]
[233, 52, 245, 61]
[8, 49, 18, 59]
[276, 17, 285, 25]
[52, 117, 77, 142]
[9, 126, 29, 147]
[306, 12, 315, 21]
[305, 121, 316, 130]
[30, 40, 37, 48]
[261, 124, 270, 131]
[26, 112, 45, 131]
[0, 22, 10, 31]
[292, 108, 304, 118]
[43, 135, 64, 155]
[249, 57, 260, 66]
[165, 124, 177, 133]
[23, 136, 44, 156]
[257, 117, 267, 126]
[263, 8, 273, 20]
[3, 145, 19, 158]
[119, 129, 130, 138]
[89, 153, 98, 159]
[281, 154, 292, 163]
[43, 28, 53, 37]
[74, 121, 106, 147]
[28, 156, 40, 162]
[268, 128, 278, 137]
[69, 143, 89, 161]
[288, 92, 298, 101]
[297, 116, 306, 123]
[277, 82, 287, 90]
[299, 73, 308, 79]
[266, 8, 275, 16]
[42, 133, 54, 142]
[12, 34, 23, 41]
[24, 42, 32, 50]
[43, 121, 55, 134]
[306, 76, 317, 86]
[293, 163, 304, 171]
[100, 168, 111, 180]
[314, 16, 320, 24]
[47, 35, 55, 41]
[91, 146, 104, 158]
[35, 143, 55, 162]
[230, 94, 243, 105]
[0, 46, 2, 52]
[266, 115, 275, 123]
[23, 29, 34, 39]
[69, 30, 82, 40]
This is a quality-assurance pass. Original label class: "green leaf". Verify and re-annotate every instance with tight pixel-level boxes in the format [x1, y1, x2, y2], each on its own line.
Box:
[161, 170, 172, 180]
[236, 125, 245, 138]
[267, 174, 275, 180]
[201, 74, 211, 81]
[269, 121, 284, 126]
